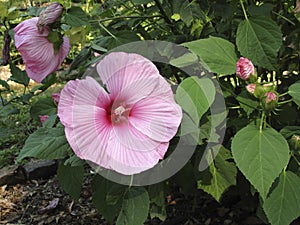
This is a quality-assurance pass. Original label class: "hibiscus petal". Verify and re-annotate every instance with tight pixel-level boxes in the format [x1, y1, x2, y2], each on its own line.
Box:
[96, 52, 160, 99]
[72, 76, 111, 108]
[112, 123, 163, 152]
[58, 79, 79, 127]
[129, 96, 182, 142]
[103, 138, 169, 175]
[65, 106, 112, 166]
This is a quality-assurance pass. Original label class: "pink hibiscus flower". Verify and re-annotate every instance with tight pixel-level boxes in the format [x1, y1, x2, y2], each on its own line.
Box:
[14, 17, 70, 83]
[58, 52, 182, 175]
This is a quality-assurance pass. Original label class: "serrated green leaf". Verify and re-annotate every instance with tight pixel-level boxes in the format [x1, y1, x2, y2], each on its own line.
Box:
[30, 97, 57, 121]
[288, 82, 300, 107]
[57, 163, 84, 201]
[175, 76, 215, 124]
[116, 187, 149, 225]
[236, 17, 282, 70]
[263, 171, 300, 225]
[65, 7, 90, 27]
[231, 125, 290, 199]
[17, 127, 70, 161]
[92, 175, 125, 224]
[182, 36, 238, 74]
[197, 146, 237, 201]
[9, 61, 29, 86]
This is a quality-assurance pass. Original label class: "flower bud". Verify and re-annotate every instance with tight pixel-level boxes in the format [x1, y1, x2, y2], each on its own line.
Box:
[290, 134, 300, 151]
[37, 2, 63, 33]
[52, 92, 60, 104]
[246, 83, 256, 94]
[262, 92, 278, 112]
[236, 57, 255, 81]
[39, 115, 49, 123]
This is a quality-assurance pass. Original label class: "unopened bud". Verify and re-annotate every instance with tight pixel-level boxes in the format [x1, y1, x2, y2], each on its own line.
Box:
[37, 2, 63, 33]
[52, 92, 60, 104]
[290, 134, 300, 151]
[246, 83, 256, 94]
[39, 115, 49, 123]
[262, 92, 278, 112]
[236, 57, 255, 81]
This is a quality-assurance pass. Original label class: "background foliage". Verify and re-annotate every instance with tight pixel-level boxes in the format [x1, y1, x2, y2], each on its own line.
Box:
[1, 0, 300, 224]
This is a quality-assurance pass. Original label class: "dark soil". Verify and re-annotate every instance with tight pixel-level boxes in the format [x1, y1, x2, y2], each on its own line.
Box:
[0, 174, 271, 225]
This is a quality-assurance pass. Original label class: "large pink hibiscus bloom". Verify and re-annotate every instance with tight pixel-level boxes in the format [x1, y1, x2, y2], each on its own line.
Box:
[58, 52, 182, 175]
[14, 17, 70, 83]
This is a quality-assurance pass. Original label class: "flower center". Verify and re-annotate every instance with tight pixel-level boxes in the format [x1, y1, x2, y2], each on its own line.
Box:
[110, 102, 130, 125]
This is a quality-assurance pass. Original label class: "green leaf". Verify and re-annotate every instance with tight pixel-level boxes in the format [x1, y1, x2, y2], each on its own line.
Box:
[0, 80, 10, 90]
[236, 91, 259, 116]
[64, 154, 86, 167]
[68, 47, 90, 73]
[30, 97, 57, 121]
[263, 171, 300, 225]
[132, 0, 152, 4]
[0, 3, 8, 20]
[197, 146, 237, 201]
[148, 183, 167, 221]
[9, 61, 30, 86]
[0, 128, 14, 139]
[0, 104, 19, 118]
[288, 82, 300, 107]
[65, 7, 90, 27]
[17, 127, 70, 161]
[172, 0, 193, 26]
[57, 163, 84, 201]
[175, 77, 215, 123]
[231, 125, 290, 199]
[236, 17, 282, 70]
[47, 31, 63, 54]
[170, 52, 198, 68]
[116, 187, 149, 225]
[92, 175, 125, 224]
[182, 36, 238, 74]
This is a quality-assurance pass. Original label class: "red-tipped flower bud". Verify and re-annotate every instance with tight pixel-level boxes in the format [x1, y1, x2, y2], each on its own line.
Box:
[262, 92, 278, 112]
[39, 115, 49, 124]
[37, 2, 63, 32]
[52, 92, 60, 104]
[236, 57, 255, 81]
[246, 83, 256, 94]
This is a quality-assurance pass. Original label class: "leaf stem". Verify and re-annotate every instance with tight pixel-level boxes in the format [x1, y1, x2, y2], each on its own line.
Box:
[239, 0, 248, 20]
[272, 11, 295, 26]
[278, 92, 289, 97]
[98, 22, 117, 40]
[259, 112, 265, 132]
[278, 99, 293, 105]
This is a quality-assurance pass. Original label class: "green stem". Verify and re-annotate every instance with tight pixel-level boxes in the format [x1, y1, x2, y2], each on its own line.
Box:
[259, 112, 265, 132]
[240, 0, 248, 20]
[291, 153, 300, 166]
[98, 22, 117, 40]
[154, 0, 176, 33]
[278, 99, 293, 105]
[272, 11, 295, 26]
[90, 15, 162, 23]
[278, 92, 289, 97]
